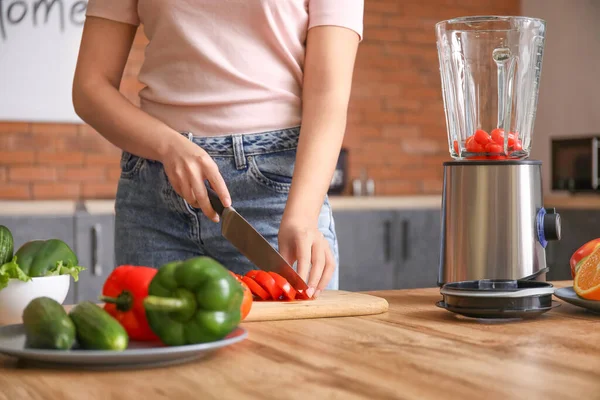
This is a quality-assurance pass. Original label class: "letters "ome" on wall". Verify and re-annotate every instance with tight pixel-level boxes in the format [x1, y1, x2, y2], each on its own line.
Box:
[0, 0, 89, 123]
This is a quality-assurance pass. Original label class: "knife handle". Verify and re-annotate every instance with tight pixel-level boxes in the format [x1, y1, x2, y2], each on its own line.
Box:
[205, 183, 225, 216]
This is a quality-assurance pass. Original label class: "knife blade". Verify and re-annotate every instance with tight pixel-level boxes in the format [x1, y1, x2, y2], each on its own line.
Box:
[205, 185, 309, 292]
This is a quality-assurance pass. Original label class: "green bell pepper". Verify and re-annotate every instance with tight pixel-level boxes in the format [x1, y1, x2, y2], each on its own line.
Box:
[143, 256, 244, 346]
[16, 239, 80, 277]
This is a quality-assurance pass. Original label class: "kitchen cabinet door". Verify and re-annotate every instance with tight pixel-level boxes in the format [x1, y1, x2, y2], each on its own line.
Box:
[73, 212, 116, 302]
[546, 209, 600, 281]
[0, 215, 77, 303]
[333, 211, 397, 291]
[394, 210, 442, 289]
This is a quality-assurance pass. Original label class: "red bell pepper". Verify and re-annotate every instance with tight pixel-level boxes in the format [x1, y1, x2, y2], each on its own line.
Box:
[100, 265, 160, 341]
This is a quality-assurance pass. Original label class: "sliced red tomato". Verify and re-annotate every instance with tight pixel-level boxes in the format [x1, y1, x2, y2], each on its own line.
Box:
[268, 272, 297, 301]
[245, 270, 259, 280]
[242, 276, 270, 300]
[474, 129, 492, 146]
[251, 271, 284, 300]
[295, 289, 312, 300]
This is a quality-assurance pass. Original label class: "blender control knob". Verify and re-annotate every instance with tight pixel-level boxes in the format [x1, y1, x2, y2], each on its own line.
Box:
[543, 210, 561, 241]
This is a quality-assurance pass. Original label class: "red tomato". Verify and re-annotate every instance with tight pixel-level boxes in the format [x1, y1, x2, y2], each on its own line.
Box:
[474, 129, 492, 145]
[295, 289, 312, 300]
[453, 140, 459, 154]
[485, 143, 503, 153]
[507, 133, 516, 147]
[239, 280, 253, 319]
[228, 271, 253, 318]
[466, 136, 485, 153]
[491, 128, 505, 146]
[512, 139, 523, 151]
[242, 276, 270, 300]
[251, 271, 284, 300]
[245, 270, 259, 280]
[268, 272, 297, 301]
[570, 238, 600, 278]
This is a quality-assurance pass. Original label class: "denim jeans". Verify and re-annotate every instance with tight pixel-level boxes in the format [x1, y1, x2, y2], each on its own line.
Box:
[114, 126, 340, 290]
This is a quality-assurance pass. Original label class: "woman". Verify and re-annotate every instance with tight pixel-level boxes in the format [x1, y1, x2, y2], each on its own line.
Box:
[72, 1, 363, 298]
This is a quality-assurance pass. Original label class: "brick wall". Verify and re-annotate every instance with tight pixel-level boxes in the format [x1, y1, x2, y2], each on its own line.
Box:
[0, 0, 520, 200]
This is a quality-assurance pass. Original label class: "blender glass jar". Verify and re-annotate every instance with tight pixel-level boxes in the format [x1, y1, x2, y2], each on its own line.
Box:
[435, 16, 546, 160]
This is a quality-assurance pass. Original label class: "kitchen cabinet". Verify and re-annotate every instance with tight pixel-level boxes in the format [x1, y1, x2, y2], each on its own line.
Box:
[545, 209, 600, 281]
[334, 211, 397, 291]
[394, 210, 441, 289]
[334, 208, 442, 292]
[72, 211, 116, 303]
[0, 214, 77, 304]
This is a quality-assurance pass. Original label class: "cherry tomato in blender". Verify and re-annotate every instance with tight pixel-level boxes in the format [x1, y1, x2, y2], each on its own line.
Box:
[485, 143, 503, 153]
[491, 128, 505, 146]
[474, 129, 492, 145]
[466, 136, 485, 153]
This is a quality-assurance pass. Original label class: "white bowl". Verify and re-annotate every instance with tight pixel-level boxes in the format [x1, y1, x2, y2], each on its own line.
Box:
[0, 275, 70, 326]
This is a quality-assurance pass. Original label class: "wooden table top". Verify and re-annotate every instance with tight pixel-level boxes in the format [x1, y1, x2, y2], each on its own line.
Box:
[1, 280, 599, 400]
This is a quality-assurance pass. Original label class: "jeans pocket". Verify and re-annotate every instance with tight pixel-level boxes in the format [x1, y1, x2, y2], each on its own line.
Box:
[120, 151, 145, 179]
[248, 149, 296, 193]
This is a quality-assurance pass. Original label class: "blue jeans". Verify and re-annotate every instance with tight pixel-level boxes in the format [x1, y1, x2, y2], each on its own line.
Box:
[114, 126, 339, 290]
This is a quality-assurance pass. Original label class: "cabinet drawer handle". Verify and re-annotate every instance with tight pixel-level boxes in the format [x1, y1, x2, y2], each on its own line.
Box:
[384, 220, 392, 262]
[91, 223, 102, 276]
[402, 220, 409, 261]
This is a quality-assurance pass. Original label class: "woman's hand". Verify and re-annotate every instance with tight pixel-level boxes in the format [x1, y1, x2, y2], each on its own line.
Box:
[72, 17, 231, 222]
[278, 217, 336, 298]
[160, 136, 232, 222]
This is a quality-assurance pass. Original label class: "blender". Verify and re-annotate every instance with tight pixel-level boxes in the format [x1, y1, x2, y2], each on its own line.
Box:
[434, 16, 562, 318]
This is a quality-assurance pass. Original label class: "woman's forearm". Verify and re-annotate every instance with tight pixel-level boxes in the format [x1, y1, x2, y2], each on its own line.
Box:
[283, 26, 360, 224]
[73, 80, 186, 163]
[72, 17, 186, 163]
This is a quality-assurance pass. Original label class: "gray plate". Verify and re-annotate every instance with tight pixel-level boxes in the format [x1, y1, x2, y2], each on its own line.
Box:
[0, 324, 247, 370]
[554, 287, 600, 314]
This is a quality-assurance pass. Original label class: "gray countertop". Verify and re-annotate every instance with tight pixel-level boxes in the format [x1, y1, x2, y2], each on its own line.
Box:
[1, 192, 598, 216]
[0, 196, 442, 215]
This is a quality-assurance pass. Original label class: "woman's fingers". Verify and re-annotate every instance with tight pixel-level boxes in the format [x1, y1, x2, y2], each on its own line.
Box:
[203, 160, 232, 209]
[295, 235, 313, 290]
[307, 235, 326, 290]
[316, 240, 336, 295]
[184, 158, 218, 222]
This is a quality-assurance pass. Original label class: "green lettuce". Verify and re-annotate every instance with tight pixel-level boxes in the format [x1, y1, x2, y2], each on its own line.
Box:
[44, 260, 85, 281]
[0, 256, 85, 291]
[0, 256, 31, 290]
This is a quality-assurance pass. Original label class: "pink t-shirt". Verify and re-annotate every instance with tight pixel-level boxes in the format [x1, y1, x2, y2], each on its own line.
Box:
[85, 0, 364, 137]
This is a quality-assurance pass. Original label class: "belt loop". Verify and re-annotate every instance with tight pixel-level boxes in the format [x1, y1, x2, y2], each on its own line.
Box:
[232, 134, 246, 170]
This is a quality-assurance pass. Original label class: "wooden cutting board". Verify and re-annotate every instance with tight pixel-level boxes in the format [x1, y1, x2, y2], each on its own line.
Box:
[243, 290, 389, 322]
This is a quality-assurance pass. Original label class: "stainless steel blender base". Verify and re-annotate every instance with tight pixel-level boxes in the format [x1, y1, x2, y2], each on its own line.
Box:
[438, 160, 561, 286]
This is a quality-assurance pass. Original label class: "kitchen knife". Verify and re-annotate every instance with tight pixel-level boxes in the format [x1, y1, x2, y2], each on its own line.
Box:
[205, 185, 309, 292]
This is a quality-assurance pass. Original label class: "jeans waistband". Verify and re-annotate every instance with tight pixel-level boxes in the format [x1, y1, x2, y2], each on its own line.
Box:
[180, 126, 300, 157]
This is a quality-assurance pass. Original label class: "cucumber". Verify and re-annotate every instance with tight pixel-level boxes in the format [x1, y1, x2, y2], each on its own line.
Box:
[0, 225, 14, 265]
[69, 301, 129, 351]
[22, 297, 76, 350]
